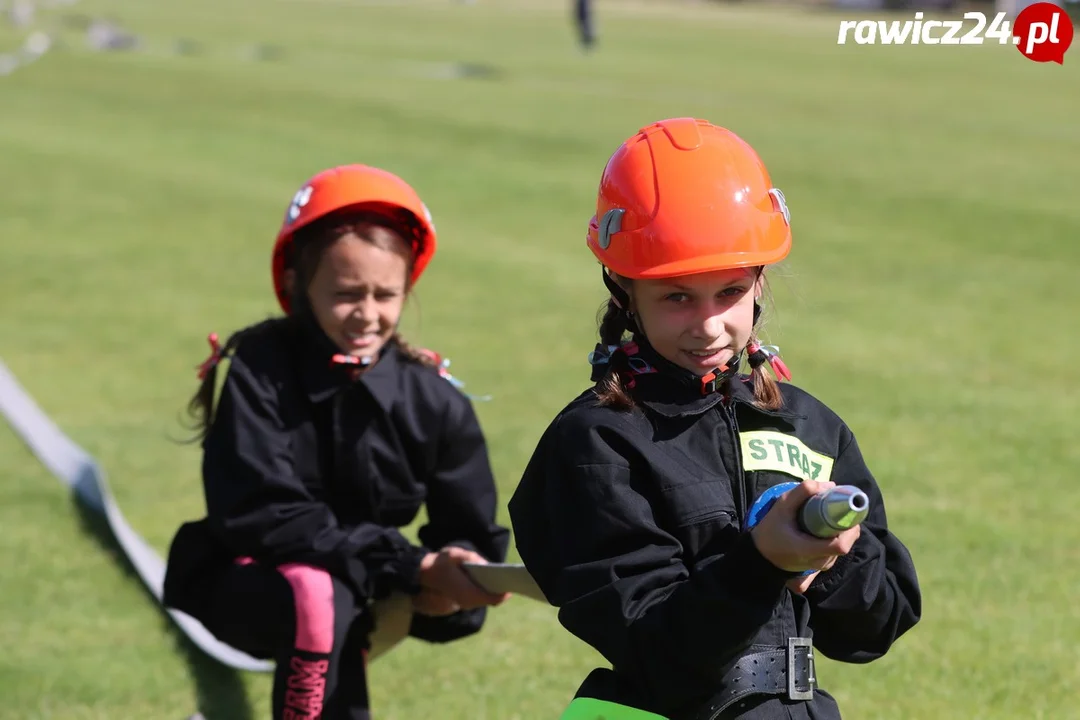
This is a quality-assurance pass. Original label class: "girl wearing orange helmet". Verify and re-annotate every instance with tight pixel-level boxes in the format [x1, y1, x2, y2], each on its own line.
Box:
[508, 119, 921, 720]
[162, 164, 510, 720]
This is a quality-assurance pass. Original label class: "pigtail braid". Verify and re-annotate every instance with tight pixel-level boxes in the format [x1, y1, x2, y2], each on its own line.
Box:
[746, 332, 784, 411]
[183, 320, 279, 443]
[592, 299, 637, 411]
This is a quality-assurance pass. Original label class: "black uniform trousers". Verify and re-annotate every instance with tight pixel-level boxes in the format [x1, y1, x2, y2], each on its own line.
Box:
[199, 559, 372, 720]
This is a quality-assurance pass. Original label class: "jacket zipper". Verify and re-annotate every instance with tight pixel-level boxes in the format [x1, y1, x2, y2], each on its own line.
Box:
[721, 401, 748, 524]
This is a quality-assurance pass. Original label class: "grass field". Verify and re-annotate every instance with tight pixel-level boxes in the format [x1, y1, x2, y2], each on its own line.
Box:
[2, 0, 1079, 718]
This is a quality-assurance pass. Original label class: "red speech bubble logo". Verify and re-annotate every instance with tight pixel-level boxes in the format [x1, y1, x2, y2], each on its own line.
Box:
[1013, 2, 1074, 64]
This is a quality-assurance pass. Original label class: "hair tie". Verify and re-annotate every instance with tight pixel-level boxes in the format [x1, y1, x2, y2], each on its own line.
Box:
[196, 333, 224, 380]
[588, 344, 622, 368]
[588, 341, 656, 385]
[747, 342, 792, 382]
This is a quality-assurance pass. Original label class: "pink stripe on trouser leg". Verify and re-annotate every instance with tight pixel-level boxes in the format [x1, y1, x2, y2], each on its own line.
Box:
[276, 563, 335, 654]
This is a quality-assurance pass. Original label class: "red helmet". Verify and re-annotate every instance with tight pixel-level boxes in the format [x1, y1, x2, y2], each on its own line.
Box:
[271, 164, 437, 313]
[586, 118, 791, 280]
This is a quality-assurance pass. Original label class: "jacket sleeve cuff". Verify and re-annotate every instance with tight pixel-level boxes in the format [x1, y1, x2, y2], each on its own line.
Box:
[409, 607, 487, 643]
[386, 543, 428, 596]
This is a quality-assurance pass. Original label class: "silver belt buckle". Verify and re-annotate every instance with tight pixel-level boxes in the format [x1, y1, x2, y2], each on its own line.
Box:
[787, 637, 816, 701]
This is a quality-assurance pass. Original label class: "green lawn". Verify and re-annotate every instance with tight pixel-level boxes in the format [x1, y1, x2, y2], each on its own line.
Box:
[1, 0, 1078, 718]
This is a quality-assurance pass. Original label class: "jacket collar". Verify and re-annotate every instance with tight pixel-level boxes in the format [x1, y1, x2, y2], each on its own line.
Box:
[724, 369, 806, 420]
[590, 334, 728, 417]
[294, 314, 400, 413]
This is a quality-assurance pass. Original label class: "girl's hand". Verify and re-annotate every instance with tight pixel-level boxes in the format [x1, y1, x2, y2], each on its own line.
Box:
[750, 480, 861, 574]
[419, 546, 510, 610]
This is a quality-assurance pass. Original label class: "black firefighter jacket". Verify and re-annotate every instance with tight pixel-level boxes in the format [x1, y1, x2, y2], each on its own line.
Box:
[508, 338, 921, 719]
[163, 316, 510, 644]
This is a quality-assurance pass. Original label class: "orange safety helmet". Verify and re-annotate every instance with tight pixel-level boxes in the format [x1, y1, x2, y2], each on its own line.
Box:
[271, 164, 437, 314]
[586, 118, 791, 280]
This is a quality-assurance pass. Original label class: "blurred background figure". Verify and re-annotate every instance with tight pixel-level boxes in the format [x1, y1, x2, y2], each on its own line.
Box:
[575, 0, 596, 50]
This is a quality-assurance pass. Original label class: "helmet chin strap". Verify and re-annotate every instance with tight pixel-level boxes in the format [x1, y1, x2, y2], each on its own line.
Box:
[601, 266, 642, 335]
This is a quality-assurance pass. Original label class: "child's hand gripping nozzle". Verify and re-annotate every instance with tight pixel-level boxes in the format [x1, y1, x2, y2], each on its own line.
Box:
[745, 482, 871, 575]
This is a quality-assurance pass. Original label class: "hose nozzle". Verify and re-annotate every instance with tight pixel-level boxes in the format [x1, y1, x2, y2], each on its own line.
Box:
[798, 485, 869, 539]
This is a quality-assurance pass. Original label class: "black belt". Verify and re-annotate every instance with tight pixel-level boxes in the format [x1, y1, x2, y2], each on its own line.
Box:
[684, 637, 818, 720]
